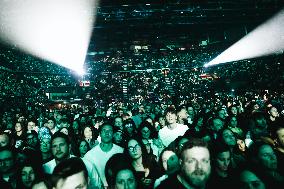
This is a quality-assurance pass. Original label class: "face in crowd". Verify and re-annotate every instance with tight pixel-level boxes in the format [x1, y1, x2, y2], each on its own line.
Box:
[239, 170, 265, 189]
[27, 121, 36, 131]
[51, 137, 69, 161]
[21, 166, 36, 188]
[115, 169, 137, 189]
[0, 149, 14, 175]
[100, 124, 113, 144]
[40, 138, 51, 153]
[161, 150, 179, 175]
[127, 139, 142, 160]
[180, 146, 211, 188]
[165, 112, 177, 125]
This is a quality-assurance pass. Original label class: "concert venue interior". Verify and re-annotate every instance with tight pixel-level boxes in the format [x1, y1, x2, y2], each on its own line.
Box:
[0, 1, 284, 189]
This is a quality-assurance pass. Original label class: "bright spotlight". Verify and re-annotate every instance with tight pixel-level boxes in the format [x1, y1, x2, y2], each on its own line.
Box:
[205, 8, 284, 67]
[0, 0, 98, 72]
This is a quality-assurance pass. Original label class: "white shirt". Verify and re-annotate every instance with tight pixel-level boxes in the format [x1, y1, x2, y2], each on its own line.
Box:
[43, 155, 103, 189]
[83, 143, 124, 187]
[158, 123, 188, 147]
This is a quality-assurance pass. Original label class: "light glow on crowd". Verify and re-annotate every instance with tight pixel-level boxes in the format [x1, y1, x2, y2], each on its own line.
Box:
[204, 8, 284, 67]
[0, 0, 98, 73]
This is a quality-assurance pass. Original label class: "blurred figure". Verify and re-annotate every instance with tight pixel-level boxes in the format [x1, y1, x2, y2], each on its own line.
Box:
[52, 157, 89, 189]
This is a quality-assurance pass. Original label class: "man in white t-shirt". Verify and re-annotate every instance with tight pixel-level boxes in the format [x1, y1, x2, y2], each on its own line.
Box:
[43, 132, 103, 189]
[84, 123, 124, 188]
[158, 107, 188, 147]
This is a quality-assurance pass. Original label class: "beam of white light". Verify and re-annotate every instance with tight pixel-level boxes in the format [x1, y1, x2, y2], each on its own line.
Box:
[205, 8, 284, 67]
[0, 0, 98, 73]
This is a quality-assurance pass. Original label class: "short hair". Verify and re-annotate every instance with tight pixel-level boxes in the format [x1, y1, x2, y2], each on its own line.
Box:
[52, 157, 88, 185]
[98, 122, 113, 133]
[210, 142, 231, 159]
[105, 153, 132, 186]
[164, 106, 177, 115]
[180, 138, 209, 160]
[51, 131, 70, 145]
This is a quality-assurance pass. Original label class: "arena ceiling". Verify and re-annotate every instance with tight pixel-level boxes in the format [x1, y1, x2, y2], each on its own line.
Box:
[0, 0, 283, 70]
[89, 0, 284, 52]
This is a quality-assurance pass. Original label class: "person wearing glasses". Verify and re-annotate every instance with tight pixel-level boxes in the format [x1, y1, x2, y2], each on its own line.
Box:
[124, 138, 161, 189]
[84, 123, 123, 188]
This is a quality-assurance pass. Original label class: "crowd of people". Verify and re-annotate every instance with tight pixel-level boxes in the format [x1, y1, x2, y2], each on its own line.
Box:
[1, 45, 284, 189]
[1, 86, 284, 188]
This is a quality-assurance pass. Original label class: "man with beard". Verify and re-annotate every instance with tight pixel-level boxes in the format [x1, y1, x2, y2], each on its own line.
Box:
[43, 132, 103, 188]
[157, 138, 211, 189]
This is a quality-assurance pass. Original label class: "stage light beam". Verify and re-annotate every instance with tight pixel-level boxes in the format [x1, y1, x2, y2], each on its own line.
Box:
[205, 8, 284, 67]
[0, 0, 98, 73]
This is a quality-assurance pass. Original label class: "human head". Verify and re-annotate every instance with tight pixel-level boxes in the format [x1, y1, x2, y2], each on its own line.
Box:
[51, 132, 70, 162]
[211, 143, 231, 175]
[78, 140, 90, 157]
[179, 138, 211, 189]
[248, 142, 277, 172]
[238, 167, 266, 189]
[99, 123, 114, 144]
[0, 146, 15, 175]
[114, 117, 123, 130]
[229, 105, 238, 116]
[47, 118, 55, 131]
[105, 153, 137, 189]
[82, 126, 93, 140]
[126, 138, 144, 161]
[177, 106, 188, 121]
[164, 107, 177, 125]
[18, 160, 40, 189]
[159, 147, 179, 175]
[124, 120, 136, 137]
[27, 121, 36, 132]
[26, 131, 39, 149]
[273, 125, 284, 148]
[249, 112, 269, 140]
[219, 128, 237, 147]
[15, 122, 23, 132]
[138, 121, 154, 140]
[268, 106, 279, 118]
[40, 137, 51, 154]
[52, 157, 88, 189]
[209, 117, 224, 132]
[0, 131, 10, 147]
[113, 129, 125, 147]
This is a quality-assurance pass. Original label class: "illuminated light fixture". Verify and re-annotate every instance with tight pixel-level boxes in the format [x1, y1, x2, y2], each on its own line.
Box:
[0, 0, 98, 74]
[204, 8, 284, 67]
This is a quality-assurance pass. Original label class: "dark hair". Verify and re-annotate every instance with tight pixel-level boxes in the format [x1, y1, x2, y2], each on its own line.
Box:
[210, 142, 231, 160]
[180, 138, 209, 160]
[158, 147, 176, 172]
[124, 138, 155, 170]
[105, 153, 134, 186]
[51, 131, 70, 145]
[16, 160, 44, 189]
[31, 175, 53, 189]
[164, 107, 177, 115]
[98, 122, 113, 133]
[137, 121, 156, 139]
[52, 157, 88, 186]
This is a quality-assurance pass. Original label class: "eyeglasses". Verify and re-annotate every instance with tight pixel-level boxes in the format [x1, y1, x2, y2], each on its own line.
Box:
[128, 144, 141, 152]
